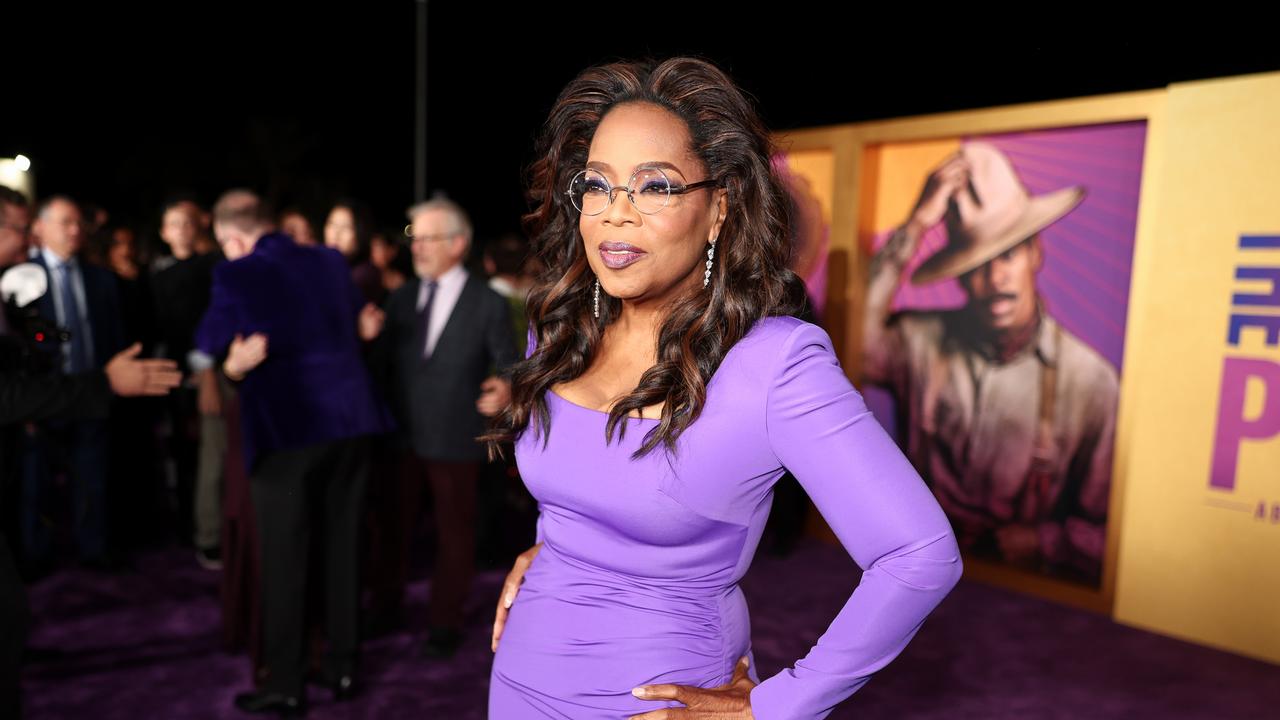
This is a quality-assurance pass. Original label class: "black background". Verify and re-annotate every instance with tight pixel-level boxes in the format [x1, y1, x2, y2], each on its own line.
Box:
[5, 6, 1277, 253]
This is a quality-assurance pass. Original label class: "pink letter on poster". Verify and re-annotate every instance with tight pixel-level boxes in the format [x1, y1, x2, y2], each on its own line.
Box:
[1211, 358, 1280, 490]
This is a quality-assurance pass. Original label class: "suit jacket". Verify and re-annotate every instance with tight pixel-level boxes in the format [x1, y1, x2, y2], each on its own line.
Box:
[30, 255, 125, 371]
[151, 251, 221, 371]
[195, 234, 393, 471]
[377, 272, 517, 462]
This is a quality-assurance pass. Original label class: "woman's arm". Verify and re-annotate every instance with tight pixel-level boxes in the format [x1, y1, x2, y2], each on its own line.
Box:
[750, 321, 963, 720]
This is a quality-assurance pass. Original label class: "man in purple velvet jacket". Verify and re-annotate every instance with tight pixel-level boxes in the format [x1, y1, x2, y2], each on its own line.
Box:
[195, 189, 392, 715]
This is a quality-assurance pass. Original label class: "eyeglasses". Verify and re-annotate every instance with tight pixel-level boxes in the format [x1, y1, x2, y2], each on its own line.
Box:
[566, 167, 718, 216]
[402, 225, 459, 245]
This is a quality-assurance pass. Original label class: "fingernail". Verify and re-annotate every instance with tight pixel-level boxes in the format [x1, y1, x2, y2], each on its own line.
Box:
[631, 687, 647, 698]
[504, 595, 513, 608]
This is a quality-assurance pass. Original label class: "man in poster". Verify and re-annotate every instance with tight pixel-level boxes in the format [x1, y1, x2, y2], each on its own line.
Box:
[863, 141, 1118, 581]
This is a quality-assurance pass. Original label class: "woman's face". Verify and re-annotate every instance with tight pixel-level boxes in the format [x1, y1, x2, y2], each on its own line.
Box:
[324, 206, 358, 258]
[370, 234, 395, 270]
[579, 102, 726, 311]
[281, 212, 316, 246]
[109, 227, 135, 267]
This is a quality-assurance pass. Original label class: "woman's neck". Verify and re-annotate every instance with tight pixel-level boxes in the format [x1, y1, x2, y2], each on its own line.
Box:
[615, 298, 665, 334]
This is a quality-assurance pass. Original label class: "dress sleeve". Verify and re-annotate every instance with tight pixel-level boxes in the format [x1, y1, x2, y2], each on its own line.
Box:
[750, 321, 963, 720]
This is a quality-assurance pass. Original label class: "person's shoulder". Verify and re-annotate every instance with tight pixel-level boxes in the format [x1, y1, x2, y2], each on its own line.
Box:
[1053, 320, 1119, 392]
[388, 277, 417, 297]
[195, 250, 225, 271]
[152, 257, 179, 280]
[352, 260, 379, 282]
[712, 316, 850, 396]
[80, 263, 119, 292]
[318, 245, 349, 266]
[470, 274, 511, 306]
[465, 271, 495, 294]
[80, 262, 113, 281]
[730, 315, 834, 365]
[211, 251, 262, 286]
[747, 314, 810, 342]
[285, 238, 344, 268]
[212, 255, 244, 278]
[151, 255, 178, 275]
[386, 277, 419, 308]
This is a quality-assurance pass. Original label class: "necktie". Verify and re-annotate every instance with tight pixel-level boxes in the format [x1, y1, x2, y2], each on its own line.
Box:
[420, 279, 439, 359]
[58, 262, 90, 373]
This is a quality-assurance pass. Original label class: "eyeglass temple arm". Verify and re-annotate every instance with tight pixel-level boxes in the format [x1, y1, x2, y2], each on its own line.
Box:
[669, 179, 720, 194]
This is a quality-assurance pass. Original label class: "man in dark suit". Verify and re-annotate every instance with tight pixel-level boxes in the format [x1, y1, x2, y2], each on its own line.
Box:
[22, 196, 125, 570]
[1, 339, 181, 719]
[375, 197, 516, 657]
[195, 189, 393, 715]
[3, 186, 183, 715]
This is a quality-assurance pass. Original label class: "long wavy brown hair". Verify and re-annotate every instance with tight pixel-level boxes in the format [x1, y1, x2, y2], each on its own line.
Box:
[482, 57, 807, 460]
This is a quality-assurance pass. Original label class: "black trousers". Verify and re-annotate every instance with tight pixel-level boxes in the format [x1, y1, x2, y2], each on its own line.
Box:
[251, 436, 369, 695]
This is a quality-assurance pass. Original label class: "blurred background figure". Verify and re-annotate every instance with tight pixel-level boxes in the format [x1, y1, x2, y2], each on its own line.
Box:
[325, 199, 383, 305]
[279, 206, 318, 248]
[20, 196, 126, 574]
[151, 198, 226, 565]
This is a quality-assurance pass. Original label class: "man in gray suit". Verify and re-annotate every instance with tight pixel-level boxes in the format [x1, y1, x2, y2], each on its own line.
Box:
[375, 197, 516, 656]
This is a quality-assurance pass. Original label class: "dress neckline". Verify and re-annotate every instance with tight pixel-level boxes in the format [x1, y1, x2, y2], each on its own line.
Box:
[547, 389, 662, 423]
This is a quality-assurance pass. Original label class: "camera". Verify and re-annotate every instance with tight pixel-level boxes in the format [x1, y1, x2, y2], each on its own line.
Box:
[0, 263, 70, 375]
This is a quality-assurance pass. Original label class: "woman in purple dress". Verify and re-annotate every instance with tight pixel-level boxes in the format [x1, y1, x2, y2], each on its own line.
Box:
[483, 57, 963, 720]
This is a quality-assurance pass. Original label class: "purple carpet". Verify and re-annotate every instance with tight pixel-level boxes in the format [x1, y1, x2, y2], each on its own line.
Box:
[22, 540, 1279, 719]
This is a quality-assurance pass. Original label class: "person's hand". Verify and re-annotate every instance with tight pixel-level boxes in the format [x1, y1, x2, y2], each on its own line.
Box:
[197, 368, 221, 416]
[908, 154, 970, 235]
[359, 302, 385, 341]
[629, 655, 756, 719]
[223, 333, 268, 381]
[476, 375, 512, 417]
[104, 343, 183, 397]
[492, 542, 542, 652]
[995, 523, 1041, 566]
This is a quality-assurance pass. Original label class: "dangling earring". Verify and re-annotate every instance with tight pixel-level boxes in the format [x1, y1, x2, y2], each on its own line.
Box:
[702, 237, 717, 289]
[593, 277, 601, 318]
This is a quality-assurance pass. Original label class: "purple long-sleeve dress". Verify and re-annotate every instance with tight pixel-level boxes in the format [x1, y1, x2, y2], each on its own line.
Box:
[489, 316, 962, 719]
